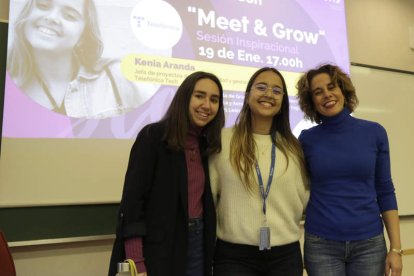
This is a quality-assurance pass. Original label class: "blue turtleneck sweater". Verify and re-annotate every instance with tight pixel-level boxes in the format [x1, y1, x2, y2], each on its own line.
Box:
[299, 108, 398, 241]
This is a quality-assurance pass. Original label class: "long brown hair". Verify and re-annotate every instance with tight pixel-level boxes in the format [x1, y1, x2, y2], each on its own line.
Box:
[230, 67, 306, 191]
[161, 71, 225, 156]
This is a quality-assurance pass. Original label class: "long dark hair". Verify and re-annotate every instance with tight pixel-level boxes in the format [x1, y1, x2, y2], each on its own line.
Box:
[161, 71, 225, 156]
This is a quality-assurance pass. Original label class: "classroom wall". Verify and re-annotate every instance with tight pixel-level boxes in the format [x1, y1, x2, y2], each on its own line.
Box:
[0, 0, 9, 22]
[9, 220, 414, 276]
[7, 220, 414, 276]
[2, 0, 414, 275]
[345, 0, 414, 72]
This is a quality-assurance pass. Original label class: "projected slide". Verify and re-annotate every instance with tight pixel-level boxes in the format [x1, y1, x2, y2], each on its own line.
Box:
[3, 0, 349, 139]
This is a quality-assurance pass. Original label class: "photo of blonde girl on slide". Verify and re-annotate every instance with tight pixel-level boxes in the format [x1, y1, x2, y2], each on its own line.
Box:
[7, 0, 154, 119]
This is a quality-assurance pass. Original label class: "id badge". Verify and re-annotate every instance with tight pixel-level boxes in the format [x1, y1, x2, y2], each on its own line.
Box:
[259, 226, 271, 250]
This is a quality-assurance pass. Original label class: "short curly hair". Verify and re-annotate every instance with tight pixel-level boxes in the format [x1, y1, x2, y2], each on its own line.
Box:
[296, 64, 359, 124]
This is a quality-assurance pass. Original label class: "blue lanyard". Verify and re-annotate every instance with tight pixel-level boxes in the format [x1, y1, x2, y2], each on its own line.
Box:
[255, 142, 276, 216]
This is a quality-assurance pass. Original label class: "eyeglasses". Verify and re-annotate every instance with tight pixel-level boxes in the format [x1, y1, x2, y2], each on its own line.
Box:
[252, 83, 284, 97]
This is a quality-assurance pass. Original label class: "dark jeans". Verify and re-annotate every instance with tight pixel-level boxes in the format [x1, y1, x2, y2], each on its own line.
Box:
[304, 233, 387, 276]
[213, 239, 303, 276]
[186, 218, 204, 276]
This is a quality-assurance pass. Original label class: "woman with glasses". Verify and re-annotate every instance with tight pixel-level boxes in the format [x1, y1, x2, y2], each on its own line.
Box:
[296, 64, 402, 276]
[209, 67, 309, 276]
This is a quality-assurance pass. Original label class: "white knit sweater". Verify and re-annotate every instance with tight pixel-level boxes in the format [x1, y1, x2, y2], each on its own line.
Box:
[209, 127, 309, 246]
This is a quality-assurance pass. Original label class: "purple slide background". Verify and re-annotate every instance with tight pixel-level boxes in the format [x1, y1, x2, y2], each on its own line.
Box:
[3, 0, 348, 139]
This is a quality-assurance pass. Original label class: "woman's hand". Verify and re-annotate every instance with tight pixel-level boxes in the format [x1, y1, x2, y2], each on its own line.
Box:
[384, 251, 402, 276]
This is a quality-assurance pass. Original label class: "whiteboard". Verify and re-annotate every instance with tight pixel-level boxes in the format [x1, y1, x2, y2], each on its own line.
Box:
[350, 65, 414, 216]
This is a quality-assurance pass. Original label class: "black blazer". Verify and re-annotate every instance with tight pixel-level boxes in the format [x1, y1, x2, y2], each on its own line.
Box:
[108, 122, 216, 276]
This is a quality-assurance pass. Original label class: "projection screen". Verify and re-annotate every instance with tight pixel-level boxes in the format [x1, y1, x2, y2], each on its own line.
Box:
[1, 0, 349, 206]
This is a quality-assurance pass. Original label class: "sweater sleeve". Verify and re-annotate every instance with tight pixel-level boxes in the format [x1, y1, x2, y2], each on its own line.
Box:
[208, 153, 220, 207]
[124, 237, 146, 273]
[374, 124, 398, 212]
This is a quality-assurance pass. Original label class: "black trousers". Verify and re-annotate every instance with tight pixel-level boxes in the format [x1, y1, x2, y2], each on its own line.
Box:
[213, 239, 303, 276]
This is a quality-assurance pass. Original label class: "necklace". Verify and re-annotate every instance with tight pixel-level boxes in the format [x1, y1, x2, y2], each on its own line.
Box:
[35, 73, 67, 114]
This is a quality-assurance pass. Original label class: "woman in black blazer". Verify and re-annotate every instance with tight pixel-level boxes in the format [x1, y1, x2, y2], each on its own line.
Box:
[109, 71, 225, 276]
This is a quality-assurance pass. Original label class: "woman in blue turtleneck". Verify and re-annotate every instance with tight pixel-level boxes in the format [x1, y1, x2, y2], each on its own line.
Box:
[296, 64, 402, 276]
